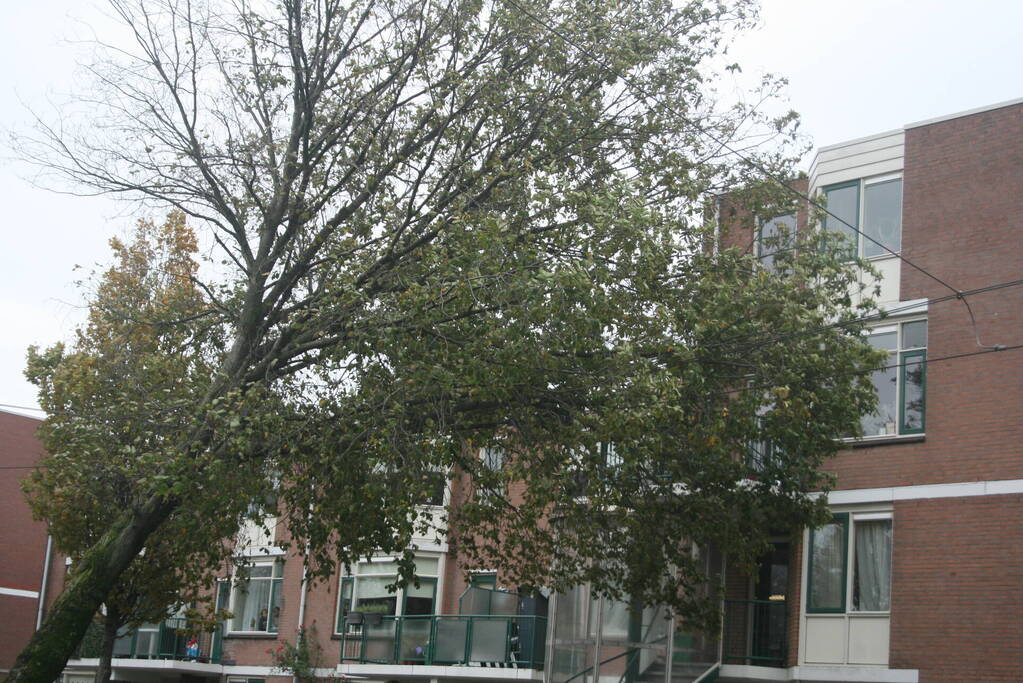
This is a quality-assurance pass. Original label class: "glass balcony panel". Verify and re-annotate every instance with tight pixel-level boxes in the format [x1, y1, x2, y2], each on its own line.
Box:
[398, 617, 432, 662]
[362, 620, 397, 662]
[469, 619, 509, 663]
[490, 591, 518, 615]
[434, 618, 469, 663]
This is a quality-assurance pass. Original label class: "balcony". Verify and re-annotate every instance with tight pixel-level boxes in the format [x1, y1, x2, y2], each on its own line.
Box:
[72, 617, 223, 665]
[340, 613, 548, 670]
[721, 599, 787, 667]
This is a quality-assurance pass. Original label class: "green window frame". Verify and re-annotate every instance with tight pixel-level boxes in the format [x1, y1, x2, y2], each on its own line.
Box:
[807, 513, 849, 613]
[899, 349, 927, 435]
[823, 180, 860, 259]
[823, 176, 903, 260]
[860, 320, 927, 438]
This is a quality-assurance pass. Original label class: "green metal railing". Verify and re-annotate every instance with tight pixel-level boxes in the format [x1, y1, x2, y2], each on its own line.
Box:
[340, 614, 547, 669]
[721, 600, 786, 667]
[73, 617, 223, 664]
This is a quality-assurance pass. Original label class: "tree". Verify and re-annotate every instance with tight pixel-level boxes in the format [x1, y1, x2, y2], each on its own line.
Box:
[12, 1, 882, 680]
[23, 212, 240, 683]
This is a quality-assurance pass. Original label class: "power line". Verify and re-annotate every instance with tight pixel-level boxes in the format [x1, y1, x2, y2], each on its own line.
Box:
[500, 0, 964, 299]
[704, 277, 1023, 358]
[3, 342, 1018, 429]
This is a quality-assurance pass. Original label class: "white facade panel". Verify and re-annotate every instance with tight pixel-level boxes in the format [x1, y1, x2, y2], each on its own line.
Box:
[809, 131, 904, 194]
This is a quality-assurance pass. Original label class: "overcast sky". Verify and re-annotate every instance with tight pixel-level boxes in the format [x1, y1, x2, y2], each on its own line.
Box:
[2, 0, 1022, 416]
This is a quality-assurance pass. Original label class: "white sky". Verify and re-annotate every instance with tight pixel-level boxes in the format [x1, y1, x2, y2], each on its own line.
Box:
[1, 0, 1022, 415]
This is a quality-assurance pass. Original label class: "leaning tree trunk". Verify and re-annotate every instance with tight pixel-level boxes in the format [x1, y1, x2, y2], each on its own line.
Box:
[97, 604, 121, 683]
[8, 495, 177, 683]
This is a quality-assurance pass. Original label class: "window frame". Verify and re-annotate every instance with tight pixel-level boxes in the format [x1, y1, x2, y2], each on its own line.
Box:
[899, 348, 927, 435]
[806, 511, 893, 616]
[822, 174, 902, 261]
[756, 212, 798, 272]
[226, 559, 283, 635]
[333, 556, 440, 636]
[806, 513, 849, 614]
[857, 318, 927, 440]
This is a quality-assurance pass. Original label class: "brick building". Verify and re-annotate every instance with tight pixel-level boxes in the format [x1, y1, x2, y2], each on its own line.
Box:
[710, 98, 1023, 682]
[6, 98, 1021, 683]
[0, 409, 53, 678]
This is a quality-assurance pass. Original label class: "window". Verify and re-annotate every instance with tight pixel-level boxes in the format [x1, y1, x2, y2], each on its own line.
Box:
[477, 446, 507, 498]
[335, 557, 439, 634]
[229, 560, 283, 633]
[420, 471, 447, 507]
[861, 320, 927, 437]
[757, 213, 796, 272]
[824, 176, 902, 259]
[808, 513, 892, 613]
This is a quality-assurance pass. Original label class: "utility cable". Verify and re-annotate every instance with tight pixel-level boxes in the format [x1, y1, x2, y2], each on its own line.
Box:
[500, 0, 968, 299]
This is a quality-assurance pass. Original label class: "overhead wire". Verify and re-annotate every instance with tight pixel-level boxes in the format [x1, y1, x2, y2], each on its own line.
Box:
[498, 0, 999, 344]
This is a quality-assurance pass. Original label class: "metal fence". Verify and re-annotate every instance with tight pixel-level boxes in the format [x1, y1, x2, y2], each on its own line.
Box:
[341, 613, 547, 669]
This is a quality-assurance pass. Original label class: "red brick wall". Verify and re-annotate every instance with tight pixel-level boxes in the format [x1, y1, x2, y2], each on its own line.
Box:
[0, 410, 48, 672]
[716, 178, 810, 254]
[890, 494, 1023, 681]
[827, 102, 1023, 490]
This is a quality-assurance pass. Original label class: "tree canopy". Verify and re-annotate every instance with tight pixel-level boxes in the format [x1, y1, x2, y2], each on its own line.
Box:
[13, 1, 882, 680]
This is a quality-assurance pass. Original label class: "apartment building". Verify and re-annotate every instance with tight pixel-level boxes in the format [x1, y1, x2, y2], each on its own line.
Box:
[712, 98, 1023, 683]
[0, 409, 52, 679]
[4, 98, 1019, 683]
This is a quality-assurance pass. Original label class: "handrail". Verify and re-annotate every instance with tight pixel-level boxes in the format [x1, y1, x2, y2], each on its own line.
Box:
[340, 612, 548, 670]
[73, 618, 223, 664]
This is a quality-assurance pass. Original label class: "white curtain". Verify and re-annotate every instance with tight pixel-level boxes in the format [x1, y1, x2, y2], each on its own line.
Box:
[232, 578, 272, 631]
[855, 520, 892, 611]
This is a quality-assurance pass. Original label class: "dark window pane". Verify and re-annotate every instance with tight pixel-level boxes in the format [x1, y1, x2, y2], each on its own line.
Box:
[404, 579, 436, 615]
[863, 179, 902, 257]
[901, 352, 926, 432]
[421, 471, 447, 506]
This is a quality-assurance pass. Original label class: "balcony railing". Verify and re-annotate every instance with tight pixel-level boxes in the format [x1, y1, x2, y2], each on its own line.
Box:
[340, 614, 547, 669]
[721, 599, 786, 667]
[73, 617, 223, 664]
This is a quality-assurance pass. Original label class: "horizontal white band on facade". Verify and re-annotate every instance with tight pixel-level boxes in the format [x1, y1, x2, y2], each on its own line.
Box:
[820, 478, 1023, 506]
[0, 586, 40, 599]
[339, 663, 544, 681]
[720, 664, 919, 682]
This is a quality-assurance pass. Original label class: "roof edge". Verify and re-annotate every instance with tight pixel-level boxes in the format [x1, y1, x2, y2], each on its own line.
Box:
[904, 96, 1023, 130]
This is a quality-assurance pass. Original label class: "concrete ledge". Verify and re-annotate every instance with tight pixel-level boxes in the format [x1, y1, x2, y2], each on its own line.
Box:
[338, 663, 545, 681]
[720, 664, 918, 683]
